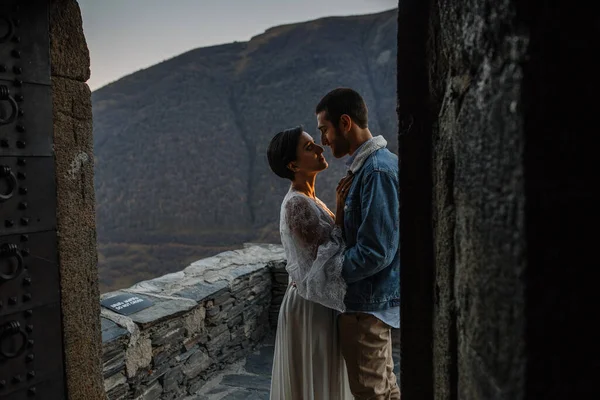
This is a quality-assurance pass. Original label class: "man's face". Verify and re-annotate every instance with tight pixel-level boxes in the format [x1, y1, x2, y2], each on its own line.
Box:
[317, 111, 350, 158]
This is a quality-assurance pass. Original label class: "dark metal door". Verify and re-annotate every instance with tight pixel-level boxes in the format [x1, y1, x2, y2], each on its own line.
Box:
[0, 1, 66, 398]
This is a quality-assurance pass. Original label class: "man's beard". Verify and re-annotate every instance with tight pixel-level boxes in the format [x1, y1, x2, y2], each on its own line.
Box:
[332, 127, 350, 158]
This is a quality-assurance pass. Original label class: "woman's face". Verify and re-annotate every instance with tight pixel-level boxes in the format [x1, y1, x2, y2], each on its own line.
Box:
[289, 131, 328, 175]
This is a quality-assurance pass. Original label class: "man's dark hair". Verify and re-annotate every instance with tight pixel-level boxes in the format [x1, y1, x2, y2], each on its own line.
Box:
[315, 87, 368, 129]
[267, 126, 303, 181]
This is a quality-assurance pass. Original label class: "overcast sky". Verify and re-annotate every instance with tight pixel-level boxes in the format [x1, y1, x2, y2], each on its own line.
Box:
[78, 0, 397, 91]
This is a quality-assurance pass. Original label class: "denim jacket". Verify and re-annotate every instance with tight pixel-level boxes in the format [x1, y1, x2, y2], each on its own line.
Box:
[342, 137, 400, 311]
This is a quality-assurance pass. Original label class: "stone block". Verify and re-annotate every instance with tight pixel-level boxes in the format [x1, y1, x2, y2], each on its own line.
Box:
[139, 382, 162, 400]
[230, 277, 249, 293]
[183, 332, 208, 351]
[50, 0, 91, 81]
[102, 318, 129, 344]
[125, 335, 152, 378]
[182, 349, 213, 380]
[206, 329, 231, 357]
[150, 324, 185, 347]
[207, 323, 229, 340]
[225, 303, 245, 319]
[122, 292, 196, 328]
[152, 343, 182, 368]
[103, 351, 126, 379]
[161, 365, 183, 393]
[175, 347, 199, 364]
[173, 281, 228, 303]
[141, 361, 170, 387]
[227, 314, 243, 329]
[183, 306, 206, 336]
[213, 291, 232, 306]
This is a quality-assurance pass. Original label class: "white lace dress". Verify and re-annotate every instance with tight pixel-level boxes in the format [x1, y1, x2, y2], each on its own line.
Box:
[270, 188, 352, 400]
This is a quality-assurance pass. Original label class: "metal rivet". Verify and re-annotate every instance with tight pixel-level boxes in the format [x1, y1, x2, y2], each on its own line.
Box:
[0, 139, 8, 148]
[19, 187, 27, 195]
[12, 19, 20, 27]
[26, 354, 34, 362]
[20, 234, 29, 242]
[12, 36, 21, 44]
[28, 387, 36, 396]
[5, 219, 14, 227]
[19, 202, 28, 210]
[20, 217, 29, 226]
[17, 158, 26, 166]
[12, 375, 21, 383]
[16, 141, 26, 148]
[27, 371, 35, 380]
[23, 277, 32, 286]
[26, 324, 33, 333]
[16, 125, 25, 133]
[17, 172, 26, 179]
[0, 379, 5, 388]
[21, 248, 29, 256]
[18, 109, 24, 116]
[27, 339, 34, 347]
[0, 65, 6, 73]
[13, 66, 22, 74]
[25, 309, 33, 317]
[23, 293, 32, 302]
[15, 94, 23, 102]
[14, 79, 23, 87]
[11, 50, 21, 59]
[8, 297, 17, 305]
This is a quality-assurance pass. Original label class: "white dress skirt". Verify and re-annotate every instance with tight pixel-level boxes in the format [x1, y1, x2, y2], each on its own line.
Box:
[269, 282, 353, 400]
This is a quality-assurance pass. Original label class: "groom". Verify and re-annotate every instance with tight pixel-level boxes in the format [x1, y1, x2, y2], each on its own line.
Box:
[316, 88, 400, 399]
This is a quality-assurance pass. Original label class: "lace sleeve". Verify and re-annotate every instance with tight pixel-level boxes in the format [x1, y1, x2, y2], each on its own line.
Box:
[280, 193, 347, 312]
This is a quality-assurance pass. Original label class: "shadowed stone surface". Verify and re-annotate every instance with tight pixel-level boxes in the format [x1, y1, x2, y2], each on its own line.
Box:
[426, 2, 528, 399]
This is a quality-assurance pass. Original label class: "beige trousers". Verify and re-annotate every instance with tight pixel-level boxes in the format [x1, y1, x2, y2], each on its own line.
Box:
[338, 312, 401, 400]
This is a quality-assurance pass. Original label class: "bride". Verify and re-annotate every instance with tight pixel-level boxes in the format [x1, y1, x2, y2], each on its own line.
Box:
[266, 126, 354, 399]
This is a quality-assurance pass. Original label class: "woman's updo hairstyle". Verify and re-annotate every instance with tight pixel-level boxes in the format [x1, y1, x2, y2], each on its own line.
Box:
[267, 126, 303, 181]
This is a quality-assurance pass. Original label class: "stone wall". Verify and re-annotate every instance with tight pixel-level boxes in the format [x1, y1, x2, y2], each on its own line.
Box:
[101, 244, 284, 399]
[428, 2, 529, 399]
[398, 0, 598, 399]
[50, 0, 105, 398]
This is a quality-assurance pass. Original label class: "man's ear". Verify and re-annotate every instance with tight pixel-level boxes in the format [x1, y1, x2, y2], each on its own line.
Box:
[287, 162, 298, 172]
[340, 114, 352, 133]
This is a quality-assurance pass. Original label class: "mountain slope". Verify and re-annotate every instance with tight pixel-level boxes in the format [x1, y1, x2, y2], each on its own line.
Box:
[93, 9, 398, 291]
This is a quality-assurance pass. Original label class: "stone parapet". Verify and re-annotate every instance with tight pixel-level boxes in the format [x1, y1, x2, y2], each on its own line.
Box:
[100, 243, 285, 399]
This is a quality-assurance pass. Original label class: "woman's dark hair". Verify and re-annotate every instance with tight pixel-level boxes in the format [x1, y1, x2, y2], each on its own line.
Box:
[267, 126, 303, 181]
